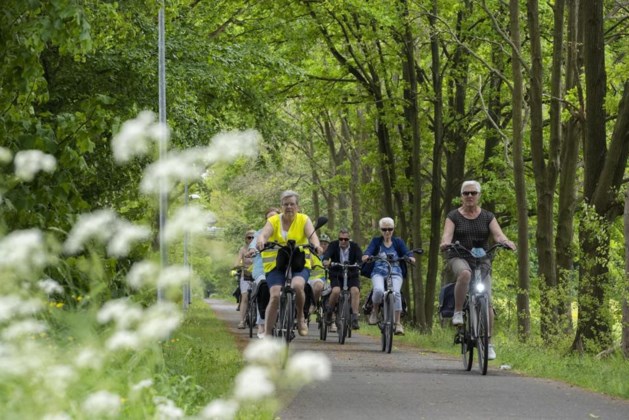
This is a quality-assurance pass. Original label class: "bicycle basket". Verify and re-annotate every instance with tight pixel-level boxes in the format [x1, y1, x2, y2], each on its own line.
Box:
[438, 283, 455, 319]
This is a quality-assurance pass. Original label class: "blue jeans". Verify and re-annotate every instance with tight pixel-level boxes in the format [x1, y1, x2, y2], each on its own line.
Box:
[371, 273, 403, 311]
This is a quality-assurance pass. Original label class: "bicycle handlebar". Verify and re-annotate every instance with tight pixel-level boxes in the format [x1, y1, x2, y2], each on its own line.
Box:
[443, 241, 511, 259]
[328, 262, 361, 269]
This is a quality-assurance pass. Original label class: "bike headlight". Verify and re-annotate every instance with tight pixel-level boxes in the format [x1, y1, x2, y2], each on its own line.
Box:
[475, 282, 485, 293]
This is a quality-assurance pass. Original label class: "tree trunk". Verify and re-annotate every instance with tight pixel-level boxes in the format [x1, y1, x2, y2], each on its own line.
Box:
[623, 189, 629, 358]
[527, 0, 559, 341]
[555, 0, 582, 334]
[510, 0, 531, 341]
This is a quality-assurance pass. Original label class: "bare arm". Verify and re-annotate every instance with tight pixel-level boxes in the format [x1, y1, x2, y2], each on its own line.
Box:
[304, 217, 323, 254]
[439, 218, 455, 251]
[489, 218, 516, 250]
[256, 221, 274, 251]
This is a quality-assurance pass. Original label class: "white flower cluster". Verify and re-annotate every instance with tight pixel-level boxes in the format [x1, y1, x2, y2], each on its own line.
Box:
[111, 110, 170, 163]
[0, 229, 54, 278]
[63, 209, 150, 256]
[164, 204, 216, 243]
[198, 338, 331, 419]
[13, 150, 57, 181]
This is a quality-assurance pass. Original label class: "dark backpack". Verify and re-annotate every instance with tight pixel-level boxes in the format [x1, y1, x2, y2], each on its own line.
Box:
[438, 283, 455, 319]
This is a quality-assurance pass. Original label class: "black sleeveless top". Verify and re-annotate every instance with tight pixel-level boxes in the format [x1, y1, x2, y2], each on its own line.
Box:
[446, 208, 495, 259]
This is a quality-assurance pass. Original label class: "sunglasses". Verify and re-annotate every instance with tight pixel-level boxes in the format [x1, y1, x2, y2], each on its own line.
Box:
[381, 228, 393, 232]
[246, 236, 254, 240]
[338, 238, 349, 242]
[462, 191, 479, 196]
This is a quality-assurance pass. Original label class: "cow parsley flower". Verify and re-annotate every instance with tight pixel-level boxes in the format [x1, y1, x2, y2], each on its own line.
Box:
[204, 129, 260, 162]
[153, 397, 184, 419]
[138, 302, 181, 341]
[126, 261, 160, 289]
[2, 319, 47, 340]
[112, 111, 170, 163]
[0, 295, 42, 322]
[285, 351, 331, 383]
[243, 337, 286, 366]
[82, 390, 121, 417]
[64, 209, 118, 254]
[38, 278, 64, 295]
[0, 147, 12, 164]
[200, 399, 238, 420]
[106, 220, 150, 257]
[156, 265, 192, 290]
[164, 205, 216, 243]
[0, 229, 51, 277]
[14, 150, 56, 181]
[106, 330, 141, 351]
[97, 299, 143, 329]
[233, 366, 275, 401]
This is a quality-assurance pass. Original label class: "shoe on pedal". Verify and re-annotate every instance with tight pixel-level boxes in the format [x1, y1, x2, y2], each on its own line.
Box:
[394, 323, 405, 336]
[237, 321, 246, 329]
[298, 320, 308, 336]
[488, 344, 496, 360]
[351, 317, 360, 330]
[451, 311, 464, 326]
[329, 322, 337, 333]
[368, 310, 378, 325]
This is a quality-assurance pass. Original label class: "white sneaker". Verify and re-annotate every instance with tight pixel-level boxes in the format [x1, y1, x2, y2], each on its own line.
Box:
[488, 344, 496, 360]
[368, 311, 378, 325]
[451, 311, 464, 326]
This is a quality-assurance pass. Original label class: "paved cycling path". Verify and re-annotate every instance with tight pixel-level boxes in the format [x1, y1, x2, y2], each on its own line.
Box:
[206, 298, 629, 419]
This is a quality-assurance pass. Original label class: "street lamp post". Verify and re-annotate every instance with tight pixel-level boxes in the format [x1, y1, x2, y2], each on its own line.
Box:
[183, 189, 200, 310]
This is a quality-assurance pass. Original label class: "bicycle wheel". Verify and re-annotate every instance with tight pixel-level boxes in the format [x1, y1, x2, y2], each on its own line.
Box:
[247, 293, 256, 338]
[318, 296, 328, 341]
[383, 292, 395, 353]
[461, 308, 473, 371]
[283, 292, 294, 344]
[476, 297, 489, 375]
[274, 293, 286, 339]
[338, 294, 350, 344]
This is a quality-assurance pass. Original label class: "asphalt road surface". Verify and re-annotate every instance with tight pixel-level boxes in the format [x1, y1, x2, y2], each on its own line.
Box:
[207, 298, 629, 420]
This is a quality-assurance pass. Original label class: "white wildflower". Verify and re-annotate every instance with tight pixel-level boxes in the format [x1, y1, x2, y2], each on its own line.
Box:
[200, 399, 239, 420]
[243, 338, 286, 366]
[82, 390, 121, 417]
[106, 330, 141, 351]
[164, 205, 216, 243]
[233, 366, 275, 401]
[126, 261, 160, 289]
[285, 351, 331, 383]
[45, 364, 77, 394]
[112, 111, 170, 163]
[97, 298, 143, 329]
[131, 378, 153, 392]
[0, 229, 51, 276]
[75, 347, 104, 369]
[43, 413, 72, 420]
[64, 209, 118, 254]
[153, 397, 184, 419]
[157, 265, 192, 290]
[140, 149, 205, 195]
[138, 301, 181, 341]
[0, 147, 12, 164]
[107, 220, 150, 257]
[2, 319, 47, 340]
[14, 150, 56, 181]
[205, 130, 260, 162]
[0, 295, 42, 322]
[38, 278, 64, 295]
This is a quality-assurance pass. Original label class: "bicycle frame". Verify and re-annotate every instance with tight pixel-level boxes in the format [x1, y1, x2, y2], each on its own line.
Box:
[329, 262, 360, 344]
[366, 254, 398, 353]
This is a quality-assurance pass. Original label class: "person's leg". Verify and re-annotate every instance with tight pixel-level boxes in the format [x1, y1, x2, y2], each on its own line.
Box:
[292, 273, 308, 335]
[264, 285, 281, 335]
[369, 274, 385, 324]
[350, 285, 360, 329]
[238, 277, 250, 328]
[392, 274, 404, 334]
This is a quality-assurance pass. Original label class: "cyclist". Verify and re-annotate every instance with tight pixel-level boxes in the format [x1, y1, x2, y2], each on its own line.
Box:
[323, 228, 363, 330]
[307, 233, 330, 317]
[234, 229, 256, 329]
[362, 217, 415, 335]
[439, 180, 516, 360]
[247, 207, 280, 338]
[256, 190, 324, 337]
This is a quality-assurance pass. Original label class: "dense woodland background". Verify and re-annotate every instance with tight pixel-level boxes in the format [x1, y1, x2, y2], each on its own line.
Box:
[1, 0, 628, 355]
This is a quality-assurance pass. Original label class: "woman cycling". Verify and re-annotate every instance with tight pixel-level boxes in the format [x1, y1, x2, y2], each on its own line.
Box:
[439, 180, 516, 360]
[234, 229, 256, 329]
[362, 217, 415, 335]
[256, 190, 323, 337]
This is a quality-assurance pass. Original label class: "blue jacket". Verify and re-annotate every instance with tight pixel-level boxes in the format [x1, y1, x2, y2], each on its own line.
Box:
[362, 236, 412, 278]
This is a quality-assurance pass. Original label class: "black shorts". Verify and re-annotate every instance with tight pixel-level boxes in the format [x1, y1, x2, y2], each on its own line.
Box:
[329, 274, 360, 289]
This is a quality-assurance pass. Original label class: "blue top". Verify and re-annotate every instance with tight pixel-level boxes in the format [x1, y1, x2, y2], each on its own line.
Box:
[248, 229, 264, 280]
[363, 236, 412, 278]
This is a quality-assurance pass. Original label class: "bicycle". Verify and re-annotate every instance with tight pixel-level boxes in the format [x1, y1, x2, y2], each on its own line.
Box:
[444, 241, 509, 375]
[245, 279, 258, 338]
[328, 261, 361, 344]
[260, 216, 328, 345]
[316, 271, 332, 341]
[231, 265, 254, 332]
[366, 249, 422, 353]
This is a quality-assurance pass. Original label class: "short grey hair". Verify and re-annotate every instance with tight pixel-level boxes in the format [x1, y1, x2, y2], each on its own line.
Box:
[461, 180, 481, 194]
[378, 217, 395, 228]
[339, 227, 350, 235]
[280, 190, 299, 204]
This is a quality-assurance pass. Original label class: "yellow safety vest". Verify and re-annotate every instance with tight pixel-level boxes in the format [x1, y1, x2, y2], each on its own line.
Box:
[309, 253, 326, 280]
[262, 213, 312, 272]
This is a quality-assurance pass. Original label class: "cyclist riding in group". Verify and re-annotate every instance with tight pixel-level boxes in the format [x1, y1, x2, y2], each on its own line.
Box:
[362, 217, 415, 336]
[323, 228, 363, 330]
[256, 190, 324, 338]
[439, 180, 516, 360]
[234, 229, 256, 329]
[247, 207, 280, 338]
[307, 233, 330, 319]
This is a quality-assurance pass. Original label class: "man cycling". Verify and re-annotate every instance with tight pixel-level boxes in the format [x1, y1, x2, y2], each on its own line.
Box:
[323, 228, 363, 330]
